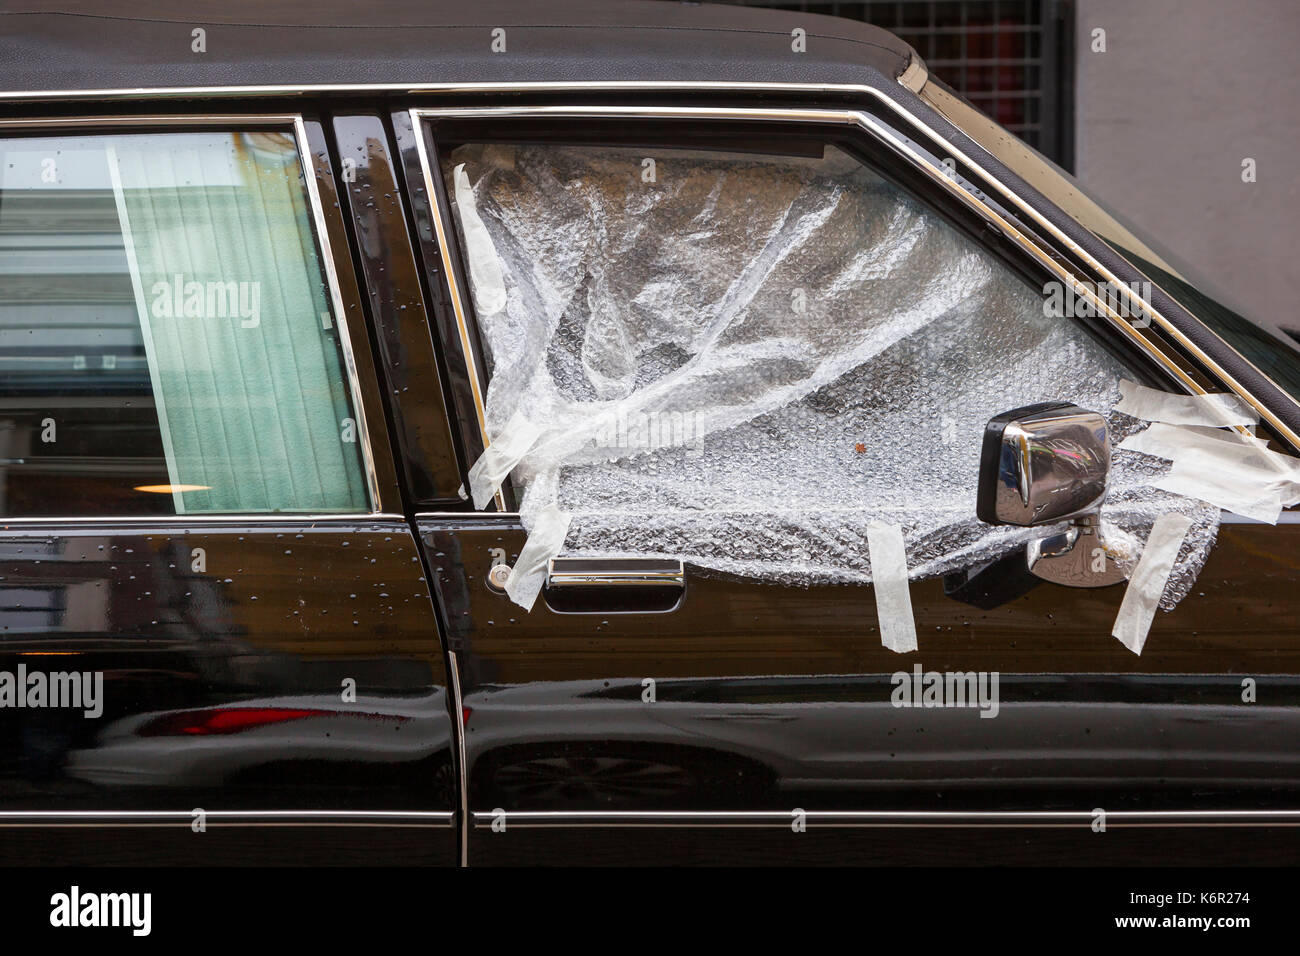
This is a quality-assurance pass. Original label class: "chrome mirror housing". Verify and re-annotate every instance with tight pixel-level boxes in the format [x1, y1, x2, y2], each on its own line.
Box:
[976, 402, 1124, 588]
[977, 402, 1109, 526]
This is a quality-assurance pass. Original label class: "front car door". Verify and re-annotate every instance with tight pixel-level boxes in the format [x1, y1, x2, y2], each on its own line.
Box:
[387, 89, 1300, 867]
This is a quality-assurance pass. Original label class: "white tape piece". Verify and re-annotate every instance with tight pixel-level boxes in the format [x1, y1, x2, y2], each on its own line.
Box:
[1172, 445, 1300, 508]
[1111, 513, 1194, 655]
[505, 504, 573, 610]
[1152, 463, 1285, 524]
[1176, 424, 1271, 450]
[452, 163, 507, 317]
[866, 521, 918, 654]
[1114, 379, 1258, 427]
[1119, 422, 1300, 520]
[1118, 422, 1276, 467]
[466, 409, 543, 509]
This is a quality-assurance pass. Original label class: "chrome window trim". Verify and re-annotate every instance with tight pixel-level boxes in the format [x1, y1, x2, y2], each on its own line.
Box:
[411, 103, 1299, 473]
[413, 512, 1300, 528]
[0, 810, 454, 827]
[447, 649, 470, 867]
[0, 81, 1290, 444]
[0, 512, 406, 528]
[416, 511, 516, 519]
[0, 113, 385, 516]
[473, 809, 1300, 828]
[0, 81, 895, 101]
[406, 111, 508, 513]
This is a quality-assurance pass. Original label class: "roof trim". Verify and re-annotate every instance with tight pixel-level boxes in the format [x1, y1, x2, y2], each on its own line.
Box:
[0, 79, 890, 103]
[0, 1, 916, 95]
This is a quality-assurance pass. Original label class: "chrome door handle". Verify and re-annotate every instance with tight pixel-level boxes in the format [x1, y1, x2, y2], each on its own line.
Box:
[542, 558, 685, 613]
[545, 557, 685, 589]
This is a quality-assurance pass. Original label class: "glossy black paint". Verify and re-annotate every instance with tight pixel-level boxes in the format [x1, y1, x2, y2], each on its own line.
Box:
[428, 518, 1300, 806]
[301, 118, 406, 515]
[0, 521, 456, 865]
[333, 113, 467, 507]
[424, 517, 1300, 863]
[392, 109, 493, 482]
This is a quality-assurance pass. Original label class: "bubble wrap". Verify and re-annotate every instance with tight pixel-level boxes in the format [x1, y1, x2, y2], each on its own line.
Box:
[444, 142, 1217, 611]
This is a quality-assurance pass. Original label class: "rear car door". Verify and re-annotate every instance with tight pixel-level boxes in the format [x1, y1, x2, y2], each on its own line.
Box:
[396, 102, 1300, 866]
[0, 115, 456, 865]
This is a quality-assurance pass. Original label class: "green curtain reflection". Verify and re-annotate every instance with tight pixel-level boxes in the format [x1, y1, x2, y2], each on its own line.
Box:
[108, 131, 367, 514]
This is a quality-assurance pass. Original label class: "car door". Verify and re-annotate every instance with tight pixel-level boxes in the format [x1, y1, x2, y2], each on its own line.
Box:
[393, 101, 1300, 866]
[0, 115, 457, 865]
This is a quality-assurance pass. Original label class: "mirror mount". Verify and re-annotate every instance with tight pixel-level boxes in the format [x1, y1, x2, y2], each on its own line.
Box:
[977, 402, 1125, 588]
[1026, 512, 1125, 588]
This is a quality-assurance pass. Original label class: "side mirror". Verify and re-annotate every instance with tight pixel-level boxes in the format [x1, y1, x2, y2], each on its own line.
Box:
[977, 402, 1109, 526]
[976, 402, 1124, 587]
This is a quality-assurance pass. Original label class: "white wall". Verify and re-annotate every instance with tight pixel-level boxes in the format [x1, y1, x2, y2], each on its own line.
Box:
[1074, 0, 1300, 337]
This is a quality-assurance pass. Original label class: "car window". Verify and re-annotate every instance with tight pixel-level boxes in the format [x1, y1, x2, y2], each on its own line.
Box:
[0, 129, 370, 517]
[436, 135, 1191, 607]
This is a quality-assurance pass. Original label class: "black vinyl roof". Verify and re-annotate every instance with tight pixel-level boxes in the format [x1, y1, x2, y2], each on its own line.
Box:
[0, 0, 916, 96]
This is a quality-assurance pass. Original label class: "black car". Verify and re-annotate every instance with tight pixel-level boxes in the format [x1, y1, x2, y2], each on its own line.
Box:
[1, 0, 1298, 868]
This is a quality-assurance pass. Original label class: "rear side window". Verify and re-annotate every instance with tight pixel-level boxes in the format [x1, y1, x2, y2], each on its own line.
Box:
[0, 128, 370, 517]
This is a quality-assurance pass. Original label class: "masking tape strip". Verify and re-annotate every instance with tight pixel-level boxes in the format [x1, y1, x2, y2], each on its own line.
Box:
[1118, 422, 1283, 471]
[505, 504, 573, 611]
[1119, 423, 1300, 520]
[866, 521, 918, 654]
[457, 161, 526, 509]
[1152, 465, 1285, 524]
[1114, 379, 1258, 427]
[1173, 448, 1300, 506]
[467, 410, 542, 509]
[1111, 512, 1194, 655]
[452, 164, 506, 317]
[1177, 424, 1271, 450]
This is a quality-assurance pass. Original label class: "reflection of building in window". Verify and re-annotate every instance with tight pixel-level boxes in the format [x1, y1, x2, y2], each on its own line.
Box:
[0, 130, 368, 517]
[0, 584, 65, 633]
[0, 171, 167, 514]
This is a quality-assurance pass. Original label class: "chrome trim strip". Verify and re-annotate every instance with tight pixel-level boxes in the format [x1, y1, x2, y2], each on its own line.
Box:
[410, 104, 1254, 452]
[0, 113, 302, 126]
[0, 513, 406, 527]
[1223, 510, 1300, 524]
[473, 809, 1300, 828]
[416, 512, 517, 520]
[0, 81, 900, 102]
[0, 810, 454, 826]
[408, 108, 506, 512]
[0, 113, 387, 513]
[416, 511, 518, 520]
[446, 649, 470, 867]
